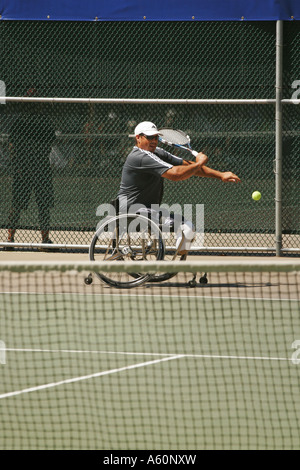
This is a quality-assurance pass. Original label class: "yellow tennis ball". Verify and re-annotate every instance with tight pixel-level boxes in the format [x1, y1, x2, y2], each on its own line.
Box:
[252, 191, 261, 201]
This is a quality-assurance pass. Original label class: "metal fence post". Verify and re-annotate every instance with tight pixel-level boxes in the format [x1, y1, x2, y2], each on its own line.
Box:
[275, 20, 283, 256]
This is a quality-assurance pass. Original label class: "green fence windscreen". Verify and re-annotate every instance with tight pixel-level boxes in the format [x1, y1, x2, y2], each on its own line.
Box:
[0, 21, 299, 250]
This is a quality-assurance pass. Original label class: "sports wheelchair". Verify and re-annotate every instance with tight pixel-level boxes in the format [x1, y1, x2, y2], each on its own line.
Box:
[85, 207, 208, 289]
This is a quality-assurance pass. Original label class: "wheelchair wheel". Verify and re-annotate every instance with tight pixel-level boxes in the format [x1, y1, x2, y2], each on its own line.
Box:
[148, 253, 187, 282]
[129, 230, 187, 284]
[147, 232, 187, 283]
[89, 213, 164, 288]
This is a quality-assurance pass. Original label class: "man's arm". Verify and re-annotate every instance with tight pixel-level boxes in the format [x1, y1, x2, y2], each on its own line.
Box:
[182, 153, 241, 183]
[162, 153, 208, 181]
[195, 165, 241, 182]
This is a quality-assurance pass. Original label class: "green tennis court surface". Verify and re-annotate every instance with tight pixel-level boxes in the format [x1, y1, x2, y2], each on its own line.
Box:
[1, 263, 300, 450]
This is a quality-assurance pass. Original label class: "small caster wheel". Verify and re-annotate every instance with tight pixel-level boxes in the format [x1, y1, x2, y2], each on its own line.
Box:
[199, 274, 208, 284]
[84, 275, 93, 285]
[188, 279, 197, 288]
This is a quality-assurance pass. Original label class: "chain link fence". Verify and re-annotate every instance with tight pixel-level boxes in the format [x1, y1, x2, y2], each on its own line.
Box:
[0, 21, 299, 253]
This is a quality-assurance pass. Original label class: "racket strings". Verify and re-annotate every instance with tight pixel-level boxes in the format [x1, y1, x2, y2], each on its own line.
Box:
[159, 128, 190, 146]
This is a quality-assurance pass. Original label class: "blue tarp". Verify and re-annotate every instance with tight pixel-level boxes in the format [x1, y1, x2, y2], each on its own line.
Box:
[0, 0, 299, 21]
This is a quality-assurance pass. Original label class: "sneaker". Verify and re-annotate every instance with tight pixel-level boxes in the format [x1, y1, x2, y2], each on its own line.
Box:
[38, 239, 60, 253]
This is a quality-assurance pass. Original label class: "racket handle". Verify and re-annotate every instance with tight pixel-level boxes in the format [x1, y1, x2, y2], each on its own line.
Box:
[191, 150, 199, 157]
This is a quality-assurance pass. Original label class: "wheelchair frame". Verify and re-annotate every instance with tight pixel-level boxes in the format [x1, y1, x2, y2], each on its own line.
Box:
[85, 212, 207, 288]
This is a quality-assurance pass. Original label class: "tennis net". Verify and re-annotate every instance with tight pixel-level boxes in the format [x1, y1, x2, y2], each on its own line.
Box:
[0, 259, 300, 450]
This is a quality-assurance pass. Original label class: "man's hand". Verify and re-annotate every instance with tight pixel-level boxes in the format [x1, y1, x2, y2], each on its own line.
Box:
[195, 152, 208, 167]
[221, 172, 241, 183]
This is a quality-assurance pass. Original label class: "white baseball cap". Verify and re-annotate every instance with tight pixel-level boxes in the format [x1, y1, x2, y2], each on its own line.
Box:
[134, 121, 161, 136]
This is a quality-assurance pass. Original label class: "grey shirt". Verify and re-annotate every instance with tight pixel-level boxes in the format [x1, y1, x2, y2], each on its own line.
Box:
[117, 146, 183, 211]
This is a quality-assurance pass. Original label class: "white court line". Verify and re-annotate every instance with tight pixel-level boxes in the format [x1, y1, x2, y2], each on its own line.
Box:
[0, 354, 184, 400]
[1, 346, 292, 362]
[4, 347, 172, 357]
[0, 349, 294, 401]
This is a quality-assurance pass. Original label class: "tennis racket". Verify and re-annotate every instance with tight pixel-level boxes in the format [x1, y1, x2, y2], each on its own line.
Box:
[158, 128, 199, 157]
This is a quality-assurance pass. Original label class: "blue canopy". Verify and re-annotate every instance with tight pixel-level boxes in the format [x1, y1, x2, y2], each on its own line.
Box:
[0, 0, 299, 21]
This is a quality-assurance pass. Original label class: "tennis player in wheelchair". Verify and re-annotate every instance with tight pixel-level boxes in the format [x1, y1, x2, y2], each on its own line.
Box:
[87, 121, 240, 288]
[117, 121, 240, 255]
